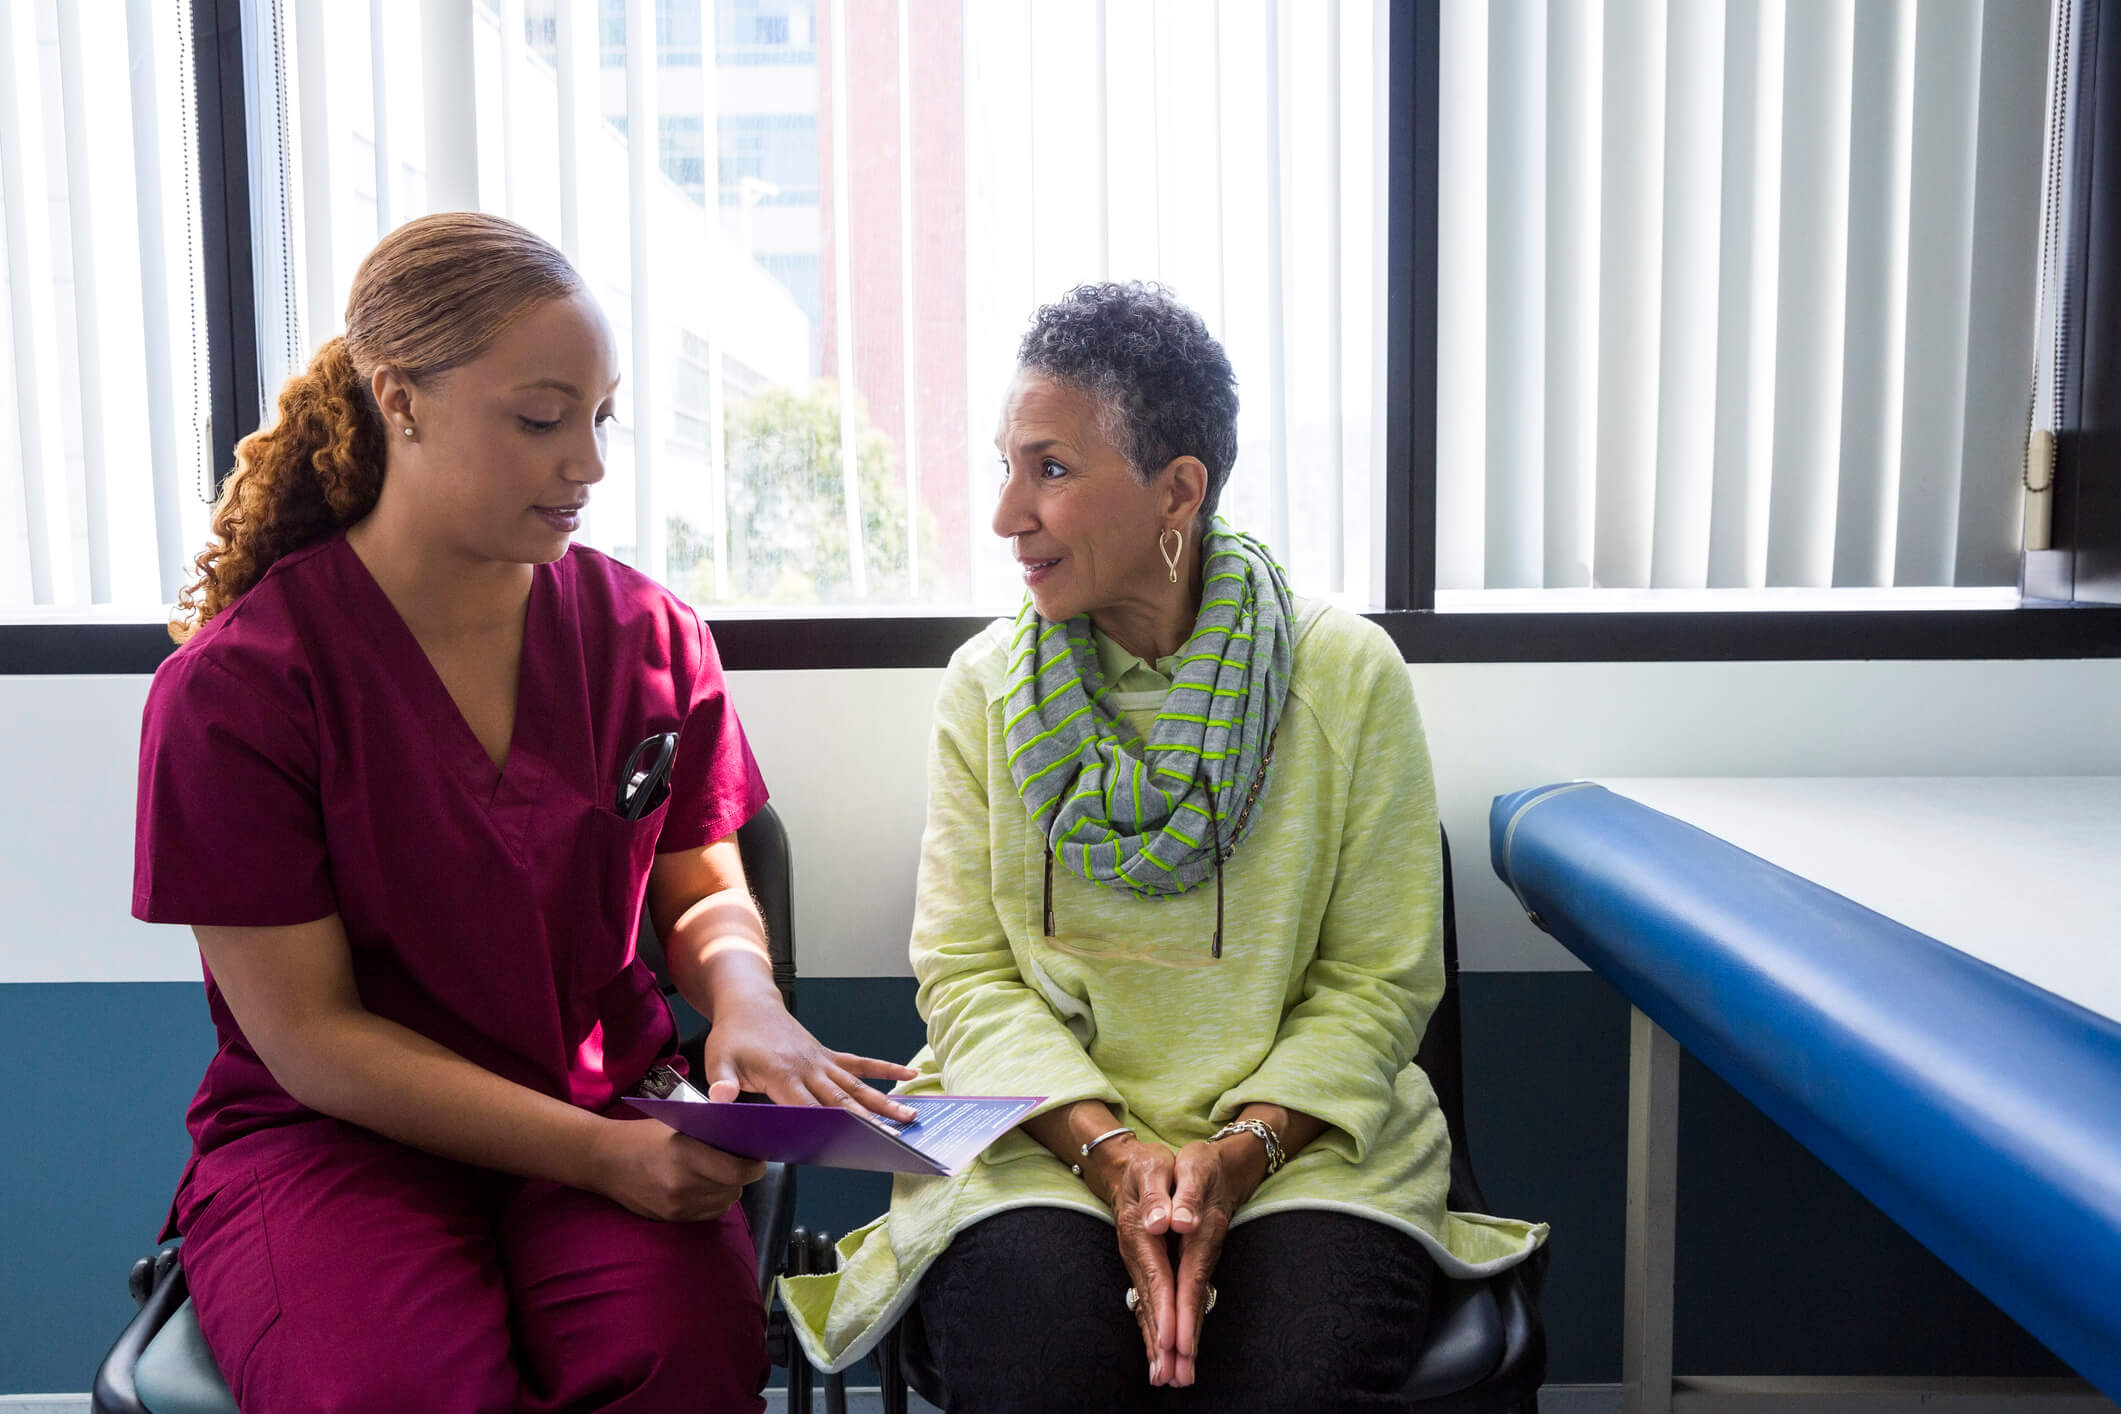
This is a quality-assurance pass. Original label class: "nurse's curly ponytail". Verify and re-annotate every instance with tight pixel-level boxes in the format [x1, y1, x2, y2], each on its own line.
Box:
[173, 211, 582, 640]
[171, 337, 383, 636]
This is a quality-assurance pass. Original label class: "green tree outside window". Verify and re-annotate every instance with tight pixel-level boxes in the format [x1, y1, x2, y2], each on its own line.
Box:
[665, 381, 934, 606]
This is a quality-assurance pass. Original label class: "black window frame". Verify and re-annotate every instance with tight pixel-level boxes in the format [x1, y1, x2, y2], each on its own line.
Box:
[5, 0, 2121, 676]
[2029, 0, 2121, 609]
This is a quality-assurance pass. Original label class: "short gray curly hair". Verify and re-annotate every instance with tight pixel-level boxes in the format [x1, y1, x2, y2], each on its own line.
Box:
[1016, 282, 1239, 527]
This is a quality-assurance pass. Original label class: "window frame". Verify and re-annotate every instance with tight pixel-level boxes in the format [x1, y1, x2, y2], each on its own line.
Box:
[194, 0, 257, 528]
[2028, 0, 2121, 607]
[5, 0, 2120, 677]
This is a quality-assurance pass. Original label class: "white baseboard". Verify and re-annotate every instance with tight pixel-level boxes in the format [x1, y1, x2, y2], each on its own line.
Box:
[16, 1380, 2110, 1413]
[754, 1382, 2112, 1414]
[1538, 1389, 1625, 1414]
[763, 1390, 939, 1413]
[1539, 1379, 2117, 1414]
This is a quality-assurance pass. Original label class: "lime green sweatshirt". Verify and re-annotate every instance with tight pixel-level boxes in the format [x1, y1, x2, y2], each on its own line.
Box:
[780, 601, 1547, 1372]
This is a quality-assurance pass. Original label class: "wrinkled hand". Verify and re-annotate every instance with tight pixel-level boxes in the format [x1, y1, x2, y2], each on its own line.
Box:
[1096, 1138, 1183, 1385]
[1163, 1139, 1262, 1386]
[589, 1114, 767, 1222]
[696, 995, 918, 1121]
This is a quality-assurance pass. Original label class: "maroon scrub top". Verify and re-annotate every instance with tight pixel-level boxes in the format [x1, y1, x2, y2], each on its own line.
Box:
[133, 532, 768, 1212]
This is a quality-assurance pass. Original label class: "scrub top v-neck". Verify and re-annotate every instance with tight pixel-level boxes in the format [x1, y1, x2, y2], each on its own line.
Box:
[341, 538, 558, 844]
[134, 532, 768, 1209]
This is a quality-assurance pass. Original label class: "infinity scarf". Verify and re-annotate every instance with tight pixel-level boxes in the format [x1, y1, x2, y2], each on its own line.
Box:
[1001, 524, 1295, 904]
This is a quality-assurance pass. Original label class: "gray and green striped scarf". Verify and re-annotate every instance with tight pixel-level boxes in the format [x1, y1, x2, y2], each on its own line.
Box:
[1001, 524, 1295, 900]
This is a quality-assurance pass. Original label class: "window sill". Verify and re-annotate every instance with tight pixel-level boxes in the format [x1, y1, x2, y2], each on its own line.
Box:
[1372, 601, 2121, 662]
[7, 597, 2121, 674]
[1433, 586, 2024, 614]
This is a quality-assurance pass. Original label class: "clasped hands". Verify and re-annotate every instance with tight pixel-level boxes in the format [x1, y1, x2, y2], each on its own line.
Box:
[1091, 1132, 1268, 1388]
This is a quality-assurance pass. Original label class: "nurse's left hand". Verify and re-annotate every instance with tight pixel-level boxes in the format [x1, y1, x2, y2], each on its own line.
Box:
[697, 996, 920, 1123]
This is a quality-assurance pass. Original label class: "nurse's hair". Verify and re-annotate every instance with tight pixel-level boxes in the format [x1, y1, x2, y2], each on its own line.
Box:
[171, 211, 583, 640]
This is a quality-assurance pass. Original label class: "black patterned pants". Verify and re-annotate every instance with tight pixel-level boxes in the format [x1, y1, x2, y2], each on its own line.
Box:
[915, 1206, 1438, 1413]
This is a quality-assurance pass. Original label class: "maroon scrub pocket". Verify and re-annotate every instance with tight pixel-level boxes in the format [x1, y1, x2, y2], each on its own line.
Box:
[581, 800, 671, 983]
[180, 1168, 283, 1383]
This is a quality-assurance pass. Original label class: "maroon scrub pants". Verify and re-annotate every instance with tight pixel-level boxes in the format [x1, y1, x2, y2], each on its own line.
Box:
[176, 1121, 767, 1413]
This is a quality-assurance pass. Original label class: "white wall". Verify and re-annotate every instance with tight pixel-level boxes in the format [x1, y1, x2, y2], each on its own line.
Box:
[7, 656, 2121, 983]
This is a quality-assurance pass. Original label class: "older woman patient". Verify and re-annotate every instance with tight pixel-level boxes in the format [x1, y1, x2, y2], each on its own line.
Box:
[784, 283, 1544, 1410]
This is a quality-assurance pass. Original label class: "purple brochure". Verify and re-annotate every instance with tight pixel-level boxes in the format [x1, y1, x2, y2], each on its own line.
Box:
[625, 1094, 1044, 1176]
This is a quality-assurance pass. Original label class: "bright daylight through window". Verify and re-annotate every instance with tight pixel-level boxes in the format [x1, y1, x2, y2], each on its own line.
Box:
[9, 0, 2063, 627]
[0, 1, 210, 616]
[233, 0, 1390, 617]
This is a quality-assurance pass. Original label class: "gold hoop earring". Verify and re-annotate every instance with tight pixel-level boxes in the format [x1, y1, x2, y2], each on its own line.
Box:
[1159, 527, 1183, 584]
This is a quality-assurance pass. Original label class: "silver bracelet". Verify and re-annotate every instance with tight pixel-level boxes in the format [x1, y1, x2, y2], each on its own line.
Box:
[1209, 1118, 1286, 1176]
[1070, 1125, 1135, 1177]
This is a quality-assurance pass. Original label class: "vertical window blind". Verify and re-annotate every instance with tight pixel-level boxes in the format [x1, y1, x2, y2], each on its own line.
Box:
[29, 2, 2052, 616]
[963, 0, 1392, 607]
[0, 0, 209, 613]
[1435, 0, 2052, 596]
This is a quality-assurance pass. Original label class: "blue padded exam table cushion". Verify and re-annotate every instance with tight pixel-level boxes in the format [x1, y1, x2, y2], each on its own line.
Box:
[1490, 782, 2121, 1399]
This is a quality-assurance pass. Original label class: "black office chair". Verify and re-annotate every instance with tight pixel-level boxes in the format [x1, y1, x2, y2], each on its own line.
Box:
[92, 802, 812, 1414]
[872, 826, 1548, 1413]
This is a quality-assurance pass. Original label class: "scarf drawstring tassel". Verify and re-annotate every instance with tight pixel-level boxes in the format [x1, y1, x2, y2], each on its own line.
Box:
[1045, 837, 1225, 959]
[1212, 853, 1225, 959]
[1208, 810, 1225, 959]
[1043, 842, 1056, 937]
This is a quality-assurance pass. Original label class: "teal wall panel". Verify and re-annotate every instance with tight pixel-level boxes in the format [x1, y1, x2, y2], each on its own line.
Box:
[2, 983, 215, 1395]
[0, 974, 2070, 1394]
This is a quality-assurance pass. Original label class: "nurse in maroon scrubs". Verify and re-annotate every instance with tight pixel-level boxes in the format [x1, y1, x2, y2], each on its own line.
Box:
[132, 212, 913, 1413]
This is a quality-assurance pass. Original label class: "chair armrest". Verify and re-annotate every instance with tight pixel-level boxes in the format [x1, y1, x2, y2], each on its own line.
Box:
[92, 1247, 189, 1414]
[741, 1162, 795, 1300]
[1494, 1259, 1546, 1390]
[892, 1292, 949, 1408]
[1401, 1275, 1504, 1401]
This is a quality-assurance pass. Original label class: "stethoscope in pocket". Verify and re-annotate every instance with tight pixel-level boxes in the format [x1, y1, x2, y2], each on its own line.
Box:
[615, 731, 679, 820]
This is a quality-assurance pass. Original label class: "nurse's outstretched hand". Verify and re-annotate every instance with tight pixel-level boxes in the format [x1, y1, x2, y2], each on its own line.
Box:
[590, 1118, 767, 1223]
[697, 993, 920, 1123]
